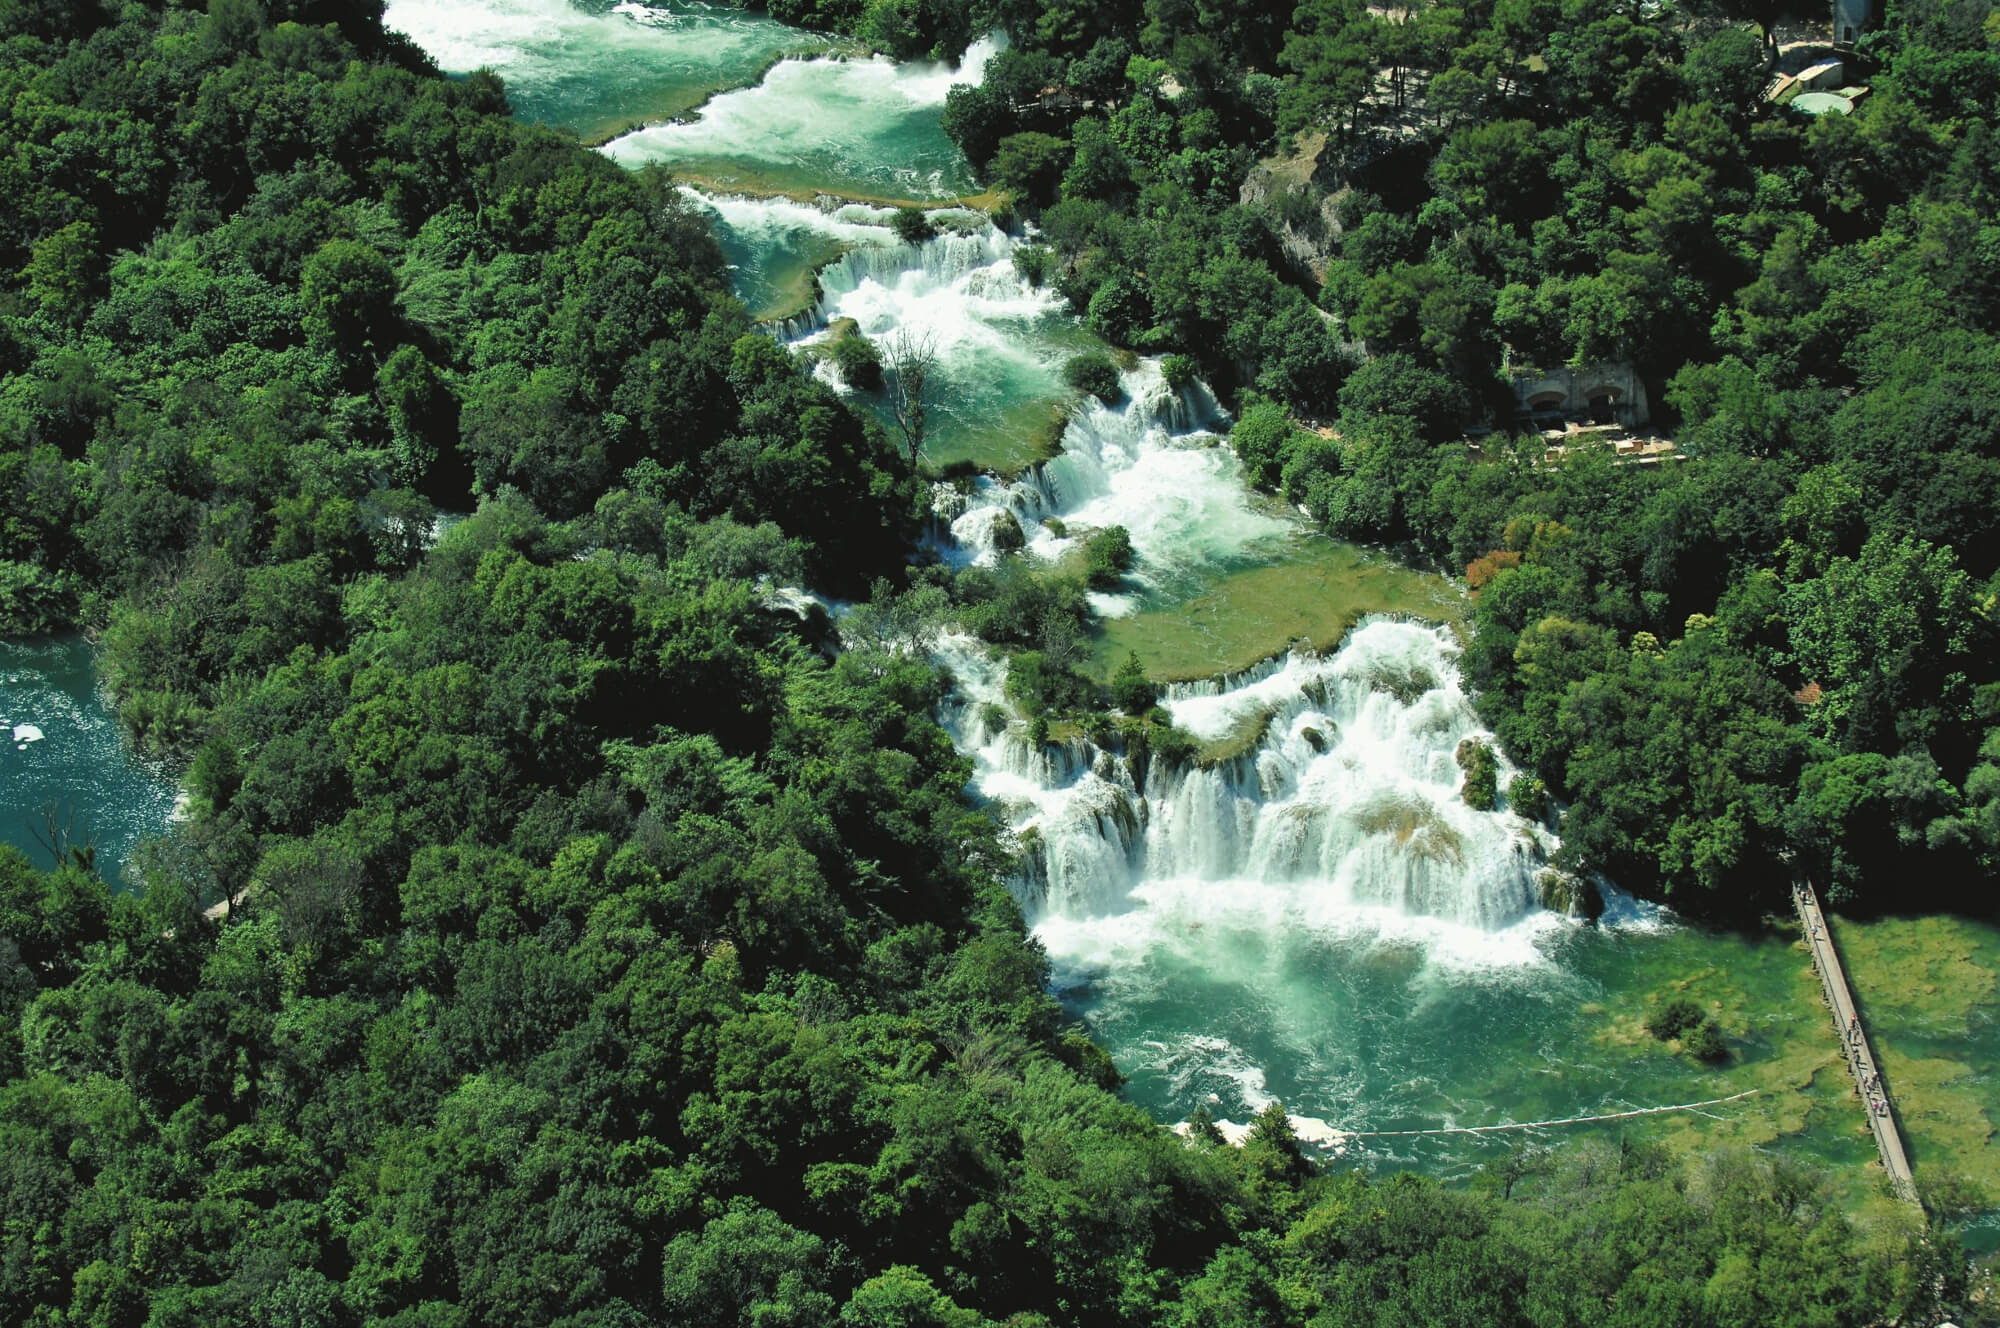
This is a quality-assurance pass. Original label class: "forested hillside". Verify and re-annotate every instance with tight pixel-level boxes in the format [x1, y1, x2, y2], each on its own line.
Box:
[0, 1, 1989, 1324]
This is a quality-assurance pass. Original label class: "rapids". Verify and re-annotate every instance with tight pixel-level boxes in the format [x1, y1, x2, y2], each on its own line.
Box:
[693, 195, 1093, 470]
[382, 0, 828, 142]
[604, 35, 1003, 199]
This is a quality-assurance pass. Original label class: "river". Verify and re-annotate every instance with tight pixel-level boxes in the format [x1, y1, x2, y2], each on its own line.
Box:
[0, 636, 179, 880]
[14, 0, 1996, 1229]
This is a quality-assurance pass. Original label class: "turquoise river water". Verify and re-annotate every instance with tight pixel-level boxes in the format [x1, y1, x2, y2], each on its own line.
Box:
[0, 636, 177, 880]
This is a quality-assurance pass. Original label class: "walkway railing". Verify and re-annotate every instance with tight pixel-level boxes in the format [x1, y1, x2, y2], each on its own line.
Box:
[1793, 879, 1919, 1205]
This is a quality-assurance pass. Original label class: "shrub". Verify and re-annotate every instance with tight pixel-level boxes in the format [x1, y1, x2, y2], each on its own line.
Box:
[1013, 244, 1051, 288]
[1151, 722, 1201, 768]
[828, 331, 882, 390]
[988, 509, 1026, 553]
[1230, 401, 1299, 490]
[1455, 738, 1498, 811]
[1082, 525, 1133, 588]
[951, 560, 1089, 648]
[1682, 1019, 1728, 1062]
[1110, 651, 1157, 714]
[890, 206, 935, 246]
[1161, 353, 1197, 390]
[1007, 649, 1092, 717]
[1063, 351, 1123, 403]
[1645, 997, 1706, 1041]
[1508, 773, 1549, 822]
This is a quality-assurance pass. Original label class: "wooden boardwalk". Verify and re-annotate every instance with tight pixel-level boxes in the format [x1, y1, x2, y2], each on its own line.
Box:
[1793, 880, 1919, 1205]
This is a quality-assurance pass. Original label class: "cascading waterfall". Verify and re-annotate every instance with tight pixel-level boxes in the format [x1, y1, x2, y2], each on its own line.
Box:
[693, 151, 1575, 1146]
[300, 0, 1956, 1186]
[601, 34, 1006, 197]
[383, 0, 828, 138]
[939, 620, 1553, 937]
[945, 360, 1304, 626]
[731, 205, 1089, 469]
[784, 225, 1555, 940]
[716, 201, 1558, 962]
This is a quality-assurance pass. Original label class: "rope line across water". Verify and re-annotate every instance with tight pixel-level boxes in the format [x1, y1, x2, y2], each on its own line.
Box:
[1344, 1090, 1761, 1139]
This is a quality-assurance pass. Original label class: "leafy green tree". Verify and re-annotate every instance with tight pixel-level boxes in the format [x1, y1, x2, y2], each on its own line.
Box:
[890, 206, 935, 245]
[991, 132, 1072, 205]
[1110, 651, 1157, 713]
[299, 238, 397, 358]
[23, 221, 102, 319]
[1062, 351, 1123, 401]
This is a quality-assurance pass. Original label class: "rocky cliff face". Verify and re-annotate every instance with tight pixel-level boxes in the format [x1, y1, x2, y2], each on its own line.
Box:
[1239, 134, 1345, 286]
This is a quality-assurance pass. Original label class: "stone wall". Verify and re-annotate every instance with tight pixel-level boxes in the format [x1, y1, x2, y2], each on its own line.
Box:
[1509, 361, 1650, 429]
[1833, 0, 1868, 44]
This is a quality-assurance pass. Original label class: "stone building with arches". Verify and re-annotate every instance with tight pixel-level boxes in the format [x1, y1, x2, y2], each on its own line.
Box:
[1508, 362, 1650, 431]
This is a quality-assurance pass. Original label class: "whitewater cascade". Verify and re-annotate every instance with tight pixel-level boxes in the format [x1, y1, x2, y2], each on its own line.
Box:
[939, 620, 1552, 936]
[799, 214, 1051, 342]
[602, 33, 1005, 197]
[778, 215, 1295, 614]
[939, 358, 1290, 619]
[764, 219, 1554, 938]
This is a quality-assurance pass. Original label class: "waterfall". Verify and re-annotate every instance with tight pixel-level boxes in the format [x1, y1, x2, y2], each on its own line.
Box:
[724, 198, 1550, 939]
[940, 621, 1553, 935]
[941, 360, 1288, 624]
[599, 32, 1007, 197]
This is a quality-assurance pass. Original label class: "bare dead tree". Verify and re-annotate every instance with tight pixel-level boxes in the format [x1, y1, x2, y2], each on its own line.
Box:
[29, 803, 95, 877]
[883, 326, 942, 471]
[262, 841, 365, 957]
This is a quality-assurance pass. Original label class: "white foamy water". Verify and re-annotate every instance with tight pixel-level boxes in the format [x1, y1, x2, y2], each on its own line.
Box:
[699, 192, 905, 247]
[694, 196, 1085, 459]
[943, 360, 1297, 616]
[387, 0, 788, 80]
[937, 620, 1558, 954]
[385, 0, 823, 135]
[811, 222, 1070, 389]
[603, 34, 1003, 196]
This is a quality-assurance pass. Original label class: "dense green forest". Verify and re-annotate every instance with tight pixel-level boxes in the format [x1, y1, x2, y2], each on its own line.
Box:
[0, 0, 1993, 1324]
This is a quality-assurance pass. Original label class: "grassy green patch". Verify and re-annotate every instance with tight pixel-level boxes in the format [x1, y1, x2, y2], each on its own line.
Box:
[1832, 914, 2000, 1198]
[918, 391, 1080, 480]
[1194, 703, 1279, 768]
[1091, 536, 1462, 683]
